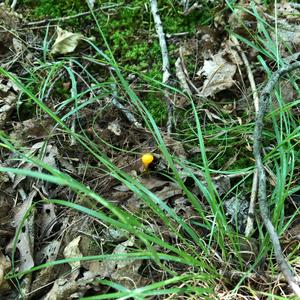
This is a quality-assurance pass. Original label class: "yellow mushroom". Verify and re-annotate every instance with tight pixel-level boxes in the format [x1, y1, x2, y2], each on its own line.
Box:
[141, 153, 154, 170]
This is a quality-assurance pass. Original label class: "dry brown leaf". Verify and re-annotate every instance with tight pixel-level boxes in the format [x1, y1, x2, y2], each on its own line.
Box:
[0, 76, 18, 127]
[63, 236, 82, 280]
[276, 2, 300, 21]
[197, 52, 237, 97]
[15, 216, 35, 272]
[0, 4, 22, 56]
[272, 27, 300, 53]
[175, 57, 192, 97]
[43, 277, 92, 300]
[0, 251, 11, 295]
[9, 191, 36, 272]
[12, 37, 24, 53]
[13, 143, 59, 188]
[39, 204, 57, 238]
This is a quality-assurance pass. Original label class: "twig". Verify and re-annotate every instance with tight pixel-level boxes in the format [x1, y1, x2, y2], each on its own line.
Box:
[110, 82, 142, 129]
[231, 36, 259, 113]
[245, 170, 258, 237]
[253, 53, 300, 296]
[231, 36, 259, 237]
[150, 0, 170, 84]
[165, 32, 189, 38]
[150, 0, 173, 135]
[24, 3, 123, 27]
[10, 0, 17, 10]
[182, 2, 202, 16]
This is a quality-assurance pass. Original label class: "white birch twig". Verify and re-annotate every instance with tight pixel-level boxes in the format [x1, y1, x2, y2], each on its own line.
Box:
[150, 0, 170, 84]
[150, 0, 173, 134]
[11, 0, 17, 10]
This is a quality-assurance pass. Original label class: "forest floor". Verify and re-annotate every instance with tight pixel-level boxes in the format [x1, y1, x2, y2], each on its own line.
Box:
[0, 1, 300, 299]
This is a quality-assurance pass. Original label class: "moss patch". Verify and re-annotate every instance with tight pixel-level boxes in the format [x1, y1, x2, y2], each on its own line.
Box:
[20, 0, 217, 123]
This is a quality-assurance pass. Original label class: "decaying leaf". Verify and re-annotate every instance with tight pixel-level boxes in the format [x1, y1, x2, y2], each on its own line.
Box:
[10, 118, 52, 141]
[0, 251, 11, 295]
[9, 191, 36, 272]
[43, 277, 92, 300]
[107, 120, 122, 136]
[12, 37, 24, 54]
[271, 27, 300, 54]
[0, 76, 19, 127]
[175, 57, 192, 97]
[276, 2, 300, 21]
[13, 143, 59, 188]
[0, 4, 22, 56]
[38, 204, 57, 238]
[63, 236, 82, 280]
[197, 52, 237, 97]
[15, 215, 35, 272]
[224, 195, 249, 234]
[51, 27, 84, 55]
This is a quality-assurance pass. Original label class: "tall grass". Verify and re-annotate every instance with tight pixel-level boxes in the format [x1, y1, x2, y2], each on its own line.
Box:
[0, 1, 299, 298]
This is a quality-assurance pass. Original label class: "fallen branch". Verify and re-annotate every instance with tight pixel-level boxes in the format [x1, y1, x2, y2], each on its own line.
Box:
[182, 2, 202, 16]
[253, 53, 300, 296]
[150, 0, 173, 135]
[231, 36, 259, 113]
[231, 36, 259, 237]
[24, 3, 123, 27]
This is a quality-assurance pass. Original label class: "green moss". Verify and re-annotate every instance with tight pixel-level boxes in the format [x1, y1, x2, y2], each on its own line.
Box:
[143, 93, 168, 125]
[21, 0, 215, 73]
[20, 0, 87, 25]
[20, 0, 217, 124]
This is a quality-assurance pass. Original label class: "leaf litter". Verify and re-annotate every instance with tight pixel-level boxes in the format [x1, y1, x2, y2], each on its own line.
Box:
[0, 1, 299, 299]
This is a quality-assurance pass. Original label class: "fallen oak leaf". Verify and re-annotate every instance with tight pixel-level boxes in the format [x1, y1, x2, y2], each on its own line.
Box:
[197, 52, 237, 97]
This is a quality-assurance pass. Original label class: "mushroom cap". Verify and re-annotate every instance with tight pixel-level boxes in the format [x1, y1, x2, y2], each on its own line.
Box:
[141, 153, 154, 169]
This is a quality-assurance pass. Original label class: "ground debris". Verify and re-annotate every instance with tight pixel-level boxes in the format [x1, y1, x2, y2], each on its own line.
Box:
[0, 1, 299, 298]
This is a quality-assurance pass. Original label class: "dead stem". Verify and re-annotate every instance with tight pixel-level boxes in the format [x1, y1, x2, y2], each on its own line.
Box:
[245, 170, 258, 237]
[24, 3, 123, 27]
[149, 0, 173, 135]
[231, 36, 259, 237]
[253, 52, 300, 296]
